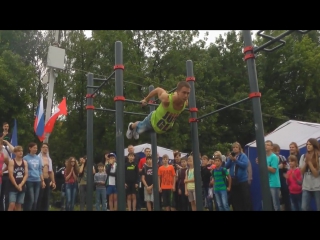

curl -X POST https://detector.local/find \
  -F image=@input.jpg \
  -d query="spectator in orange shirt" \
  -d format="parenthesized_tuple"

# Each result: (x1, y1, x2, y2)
(158, 154, 176, 211)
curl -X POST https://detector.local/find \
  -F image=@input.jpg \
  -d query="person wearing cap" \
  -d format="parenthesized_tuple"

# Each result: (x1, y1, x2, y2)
(106, 153, 117, 211)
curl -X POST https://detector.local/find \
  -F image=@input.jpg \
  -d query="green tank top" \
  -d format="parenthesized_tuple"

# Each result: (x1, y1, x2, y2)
(151, 93, 186, 134)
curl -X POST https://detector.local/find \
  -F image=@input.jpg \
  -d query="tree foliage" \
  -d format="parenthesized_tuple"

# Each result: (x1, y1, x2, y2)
(1, 30, 319, 167)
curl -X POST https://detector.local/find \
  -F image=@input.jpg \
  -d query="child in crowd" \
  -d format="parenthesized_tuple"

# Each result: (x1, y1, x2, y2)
(210, 155, 231, 211)
(177, 157, 189, 211)
(185, 156, 196, 211)
(94, 162, 108, 211)
(125, 153, 139, 211)
(106, 153, 117, 211)
(141, 155, 154, 211)
(158, 154, 176, 211)
(284, 155, 302, 211)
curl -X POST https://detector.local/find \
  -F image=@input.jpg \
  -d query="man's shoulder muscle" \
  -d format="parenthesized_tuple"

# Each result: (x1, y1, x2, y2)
(158, 89, 169, 104)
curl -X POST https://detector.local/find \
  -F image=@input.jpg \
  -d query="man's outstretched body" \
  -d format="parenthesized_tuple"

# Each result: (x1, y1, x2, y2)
(126, 81, 190, 140)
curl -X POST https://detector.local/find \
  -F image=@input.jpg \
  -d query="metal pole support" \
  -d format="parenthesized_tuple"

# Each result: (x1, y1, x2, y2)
(149, 85, 160, 211)
(86, 73, 94, 211)
(114, 41, 126, 211)
(186, 60, 203, 211)
(243, 30, 273, 211)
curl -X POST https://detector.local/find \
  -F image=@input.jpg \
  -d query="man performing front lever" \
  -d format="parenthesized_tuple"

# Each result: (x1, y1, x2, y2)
(126, 81, 190, 140)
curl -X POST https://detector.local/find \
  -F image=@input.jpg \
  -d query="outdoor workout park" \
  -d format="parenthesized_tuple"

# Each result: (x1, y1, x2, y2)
(83, 30, 312, 211)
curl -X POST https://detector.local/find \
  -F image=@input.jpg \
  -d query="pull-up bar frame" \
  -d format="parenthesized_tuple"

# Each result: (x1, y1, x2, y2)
(86, 42, 164, 211)
(242, 30, 311, 211)
(254, 30, 311, 53)
(86, 30, 311, 211)
(90, 71, 115, 98)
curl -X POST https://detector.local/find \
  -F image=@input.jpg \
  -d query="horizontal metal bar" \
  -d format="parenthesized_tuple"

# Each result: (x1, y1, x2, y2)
(254, 30, 295, 53)
(93, 78, 108, 81)
(197, 97, 251, 121)
(296, 30, 312, 34)
(87, 85, 99, 88)
(125, 98, 159, 107)
(94, 108, 148, 116)
(125, 98, 188, 111)
(90, 71, 115, 97)
(169, 87, 178, 93)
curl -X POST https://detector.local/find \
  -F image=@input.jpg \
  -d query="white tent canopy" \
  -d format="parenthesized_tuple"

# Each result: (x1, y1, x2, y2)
(124, 143, 188, 159)
(246, 120, 320, 150)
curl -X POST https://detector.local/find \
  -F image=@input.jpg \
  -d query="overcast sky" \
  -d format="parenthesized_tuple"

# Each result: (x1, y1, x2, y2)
(84, 30, 258, 46)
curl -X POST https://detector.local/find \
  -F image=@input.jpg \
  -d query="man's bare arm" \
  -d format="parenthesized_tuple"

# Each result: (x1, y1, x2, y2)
(144, 88, 169, 103)
(3, 140, 14, 152)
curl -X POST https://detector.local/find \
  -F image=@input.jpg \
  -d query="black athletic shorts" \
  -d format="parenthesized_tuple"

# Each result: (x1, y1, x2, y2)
(162, 189, 172, 207)
(126, 183, 137, 195)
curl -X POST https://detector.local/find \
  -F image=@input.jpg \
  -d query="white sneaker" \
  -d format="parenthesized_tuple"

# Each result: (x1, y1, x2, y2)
(126, 122, 133, 139)
(133, 128, 139, 140)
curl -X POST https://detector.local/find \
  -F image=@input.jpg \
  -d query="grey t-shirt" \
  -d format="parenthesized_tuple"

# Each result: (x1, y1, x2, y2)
(94, 172, 107, 189)
(299, 154, 320, 191)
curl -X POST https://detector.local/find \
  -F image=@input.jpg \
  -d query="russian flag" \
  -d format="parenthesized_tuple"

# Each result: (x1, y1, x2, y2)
(34, 95, 45, 141)
(11, 119, 18, 158)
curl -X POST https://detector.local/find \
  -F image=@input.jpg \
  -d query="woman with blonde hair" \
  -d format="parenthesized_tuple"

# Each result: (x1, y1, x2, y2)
(64, 157, 79, 211)
(289, 142, 301, 164)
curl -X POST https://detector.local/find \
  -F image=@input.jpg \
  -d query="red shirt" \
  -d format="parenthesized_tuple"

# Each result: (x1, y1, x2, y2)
(286, 168, 302, 194)
(138, 157, 146, 169)
(64, 169, 76, 183)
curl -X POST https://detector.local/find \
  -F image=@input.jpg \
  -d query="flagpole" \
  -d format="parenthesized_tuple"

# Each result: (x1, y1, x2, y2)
(44, 30, 61, 144)
(44, 67, 56, 143)
(11, 119, 18, 159)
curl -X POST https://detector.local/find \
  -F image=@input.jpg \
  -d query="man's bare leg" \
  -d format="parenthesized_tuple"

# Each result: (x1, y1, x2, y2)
(130, 121, 140, 129)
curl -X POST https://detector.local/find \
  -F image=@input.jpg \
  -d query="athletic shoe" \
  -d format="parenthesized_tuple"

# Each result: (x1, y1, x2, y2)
(126, 122, 133, 139)
(133, 127, 139, 140)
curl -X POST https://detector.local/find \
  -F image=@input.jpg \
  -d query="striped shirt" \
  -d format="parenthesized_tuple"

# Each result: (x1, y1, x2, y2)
(212, 167, 229, 192)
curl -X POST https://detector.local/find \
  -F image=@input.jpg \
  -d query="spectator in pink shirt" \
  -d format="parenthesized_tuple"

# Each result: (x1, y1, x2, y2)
(284, 155, 302, 211)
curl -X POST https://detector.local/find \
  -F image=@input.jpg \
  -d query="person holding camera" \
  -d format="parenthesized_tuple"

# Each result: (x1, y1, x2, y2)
(225, 142, 252, 211)
(78, 156, 95, 211)
(0, 122, 12, 145)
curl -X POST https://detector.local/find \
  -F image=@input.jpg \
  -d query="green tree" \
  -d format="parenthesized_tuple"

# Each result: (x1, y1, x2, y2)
(0, 50, 38, 147)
